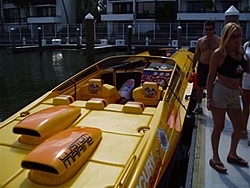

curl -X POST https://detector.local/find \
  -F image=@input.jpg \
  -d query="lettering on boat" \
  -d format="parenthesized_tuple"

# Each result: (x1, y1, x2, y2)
(136, 150, 162, 188)
(58, 133, 94, 169)
(157, 128, 169, 151)
(150, 157, 162, 187)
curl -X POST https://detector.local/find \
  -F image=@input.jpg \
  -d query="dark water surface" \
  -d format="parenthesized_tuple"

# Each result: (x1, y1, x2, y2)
(0, 49, 122, 121)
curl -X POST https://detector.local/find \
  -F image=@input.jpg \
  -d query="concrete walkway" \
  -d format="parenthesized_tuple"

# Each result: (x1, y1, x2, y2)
(189, 96, 250, 188)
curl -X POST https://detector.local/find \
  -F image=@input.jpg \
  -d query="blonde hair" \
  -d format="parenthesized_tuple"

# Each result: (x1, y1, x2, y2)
(218, 22, 243, 57)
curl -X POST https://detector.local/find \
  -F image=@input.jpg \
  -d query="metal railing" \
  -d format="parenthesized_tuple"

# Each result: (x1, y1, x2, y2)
(0, 22, 249, 47)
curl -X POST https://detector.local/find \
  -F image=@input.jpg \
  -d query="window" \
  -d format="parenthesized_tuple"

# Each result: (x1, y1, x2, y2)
(137, 2, 155, 19)
(3, 0, 15, 3)
(113, 3, 133, 14)
(36, 7, 56, 17)
(187, 2, 206, 13)
(4, 8, 28, 23)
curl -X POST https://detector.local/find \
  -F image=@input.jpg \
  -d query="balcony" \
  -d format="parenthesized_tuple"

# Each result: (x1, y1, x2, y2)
(101, 14, 134, 21)
(27, 16, 61, 24)
(177, 12, 250, 21)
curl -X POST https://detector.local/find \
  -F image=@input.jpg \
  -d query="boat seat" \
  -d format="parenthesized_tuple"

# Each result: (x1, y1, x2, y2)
(122, 101, 145, 114)
(85, 98, 107, 110)
(132, 81, 163, 106)
(53, 95, 74, 105)
(77, 79, 121, 104)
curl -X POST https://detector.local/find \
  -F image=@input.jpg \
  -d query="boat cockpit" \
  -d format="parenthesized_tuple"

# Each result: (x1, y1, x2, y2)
(53, 55, 180, 108)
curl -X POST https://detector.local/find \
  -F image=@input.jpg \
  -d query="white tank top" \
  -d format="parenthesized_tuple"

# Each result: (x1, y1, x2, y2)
(243, 41, 250, 72)
(244, 41, 250, 61)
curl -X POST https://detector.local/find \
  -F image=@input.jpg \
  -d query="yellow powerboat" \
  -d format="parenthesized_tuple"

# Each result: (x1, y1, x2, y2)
(0, 48, 194, 188)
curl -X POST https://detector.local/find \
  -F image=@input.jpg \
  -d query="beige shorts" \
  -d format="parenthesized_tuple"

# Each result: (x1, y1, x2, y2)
(212, 82, 241, 109)
(242, 72, 250, 90)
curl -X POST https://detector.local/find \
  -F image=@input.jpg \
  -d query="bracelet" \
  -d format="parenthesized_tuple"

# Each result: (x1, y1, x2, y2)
(207, 99, 212, 102)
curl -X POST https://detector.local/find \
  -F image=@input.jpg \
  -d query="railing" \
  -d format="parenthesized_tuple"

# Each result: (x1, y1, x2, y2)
(0, 22, 248, 47)
(31, 0, 56, 5)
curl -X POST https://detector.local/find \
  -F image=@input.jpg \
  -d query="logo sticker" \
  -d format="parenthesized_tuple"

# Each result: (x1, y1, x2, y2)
(157, 128, 169, 151)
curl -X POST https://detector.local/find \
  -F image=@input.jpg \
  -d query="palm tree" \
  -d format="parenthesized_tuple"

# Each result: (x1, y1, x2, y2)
(76, 0, 105, 23)
(0, 0, 4, 33)
(206, 0, 214, 12)
(61, 0, 69, 24)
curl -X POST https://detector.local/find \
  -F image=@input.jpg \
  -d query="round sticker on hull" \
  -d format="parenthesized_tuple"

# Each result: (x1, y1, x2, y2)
(157, 128, 169, 151)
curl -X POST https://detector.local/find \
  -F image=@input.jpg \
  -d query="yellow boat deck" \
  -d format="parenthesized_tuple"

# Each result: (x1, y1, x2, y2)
(0, 97, 158, 187)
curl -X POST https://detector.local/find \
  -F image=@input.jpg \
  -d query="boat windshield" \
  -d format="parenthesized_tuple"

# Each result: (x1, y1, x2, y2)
(98, 55, 175, 70)
(54, 55, 176, 92)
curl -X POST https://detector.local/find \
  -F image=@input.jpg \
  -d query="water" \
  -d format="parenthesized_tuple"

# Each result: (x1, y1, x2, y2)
(0, 49, 123, 121)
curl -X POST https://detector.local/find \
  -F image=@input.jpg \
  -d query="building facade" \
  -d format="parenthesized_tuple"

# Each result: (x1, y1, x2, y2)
(0, 0, 76, 30)
(101, 0, 250, 41)
(0, 0, 249, 44)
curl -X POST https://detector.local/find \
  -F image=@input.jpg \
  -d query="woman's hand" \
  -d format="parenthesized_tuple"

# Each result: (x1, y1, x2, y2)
(206, 99, 213, 111)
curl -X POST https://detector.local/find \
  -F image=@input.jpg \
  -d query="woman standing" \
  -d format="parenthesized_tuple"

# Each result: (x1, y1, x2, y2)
(206, 22, 248, 173)
(242, 40, 250, 146)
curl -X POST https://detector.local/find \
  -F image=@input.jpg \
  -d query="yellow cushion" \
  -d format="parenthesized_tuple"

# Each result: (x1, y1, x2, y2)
(53, 95, 74, 105)
(85, 98, 107, 110)
(133, 82, 163, 106)
(78, 79, 121, 104)
(122, 102, 145, 114)
(88, 79, 104, 95)
(142, 82, 159, 99)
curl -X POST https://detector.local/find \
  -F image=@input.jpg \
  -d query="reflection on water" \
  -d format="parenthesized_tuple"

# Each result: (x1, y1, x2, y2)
(52, 51, 67, 78)
(52, 51, 63, 63)
(0, 49, 123, 121)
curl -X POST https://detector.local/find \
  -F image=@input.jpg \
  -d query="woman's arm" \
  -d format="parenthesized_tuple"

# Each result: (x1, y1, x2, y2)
(206, 49, 222, 110)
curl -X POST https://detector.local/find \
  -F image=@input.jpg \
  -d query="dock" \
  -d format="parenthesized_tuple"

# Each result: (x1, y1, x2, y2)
(187, 94, 250, 188)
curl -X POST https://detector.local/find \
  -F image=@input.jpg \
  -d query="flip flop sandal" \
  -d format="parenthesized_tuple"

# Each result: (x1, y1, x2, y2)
(227, 156, 248, 166)
(209, 159, 227, 173)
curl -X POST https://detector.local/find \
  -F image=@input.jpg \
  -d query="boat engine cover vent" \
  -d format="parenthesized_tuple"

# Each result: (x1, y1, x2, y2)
(13, 105, 81, 145)
(21, 127, 102, 186)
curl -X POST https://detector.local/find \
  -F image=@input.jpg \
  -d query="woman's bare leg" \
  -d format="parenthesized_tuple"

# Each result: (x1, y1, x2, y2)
(211, 107, 226, 163)
(227, 108, 243, 158)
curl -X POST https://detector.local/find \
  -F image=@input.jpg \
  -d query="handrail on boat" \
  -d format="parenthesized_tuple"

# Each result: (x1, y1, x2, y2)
(115, 154, 137, 188)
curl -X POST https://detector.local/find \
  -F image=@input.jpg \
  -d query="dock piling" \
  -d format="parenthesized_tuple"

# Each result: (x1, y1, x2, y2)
(38, 27, 42, 54)
(85, 13, 95, 66)
(225, 5, 239, 24)
(76, 28, 80, 48)
(177, 26, 182, 49)
(127, 25, 132, 54)
(10, 28, 15, 50)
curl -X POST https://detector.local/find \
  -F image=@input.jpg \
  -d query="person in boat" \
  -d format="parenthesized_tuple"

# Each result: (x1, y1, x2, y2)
(241, 40, 250, 146)
(192, 20, 220, 114)
(206, 22, 248, 173)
